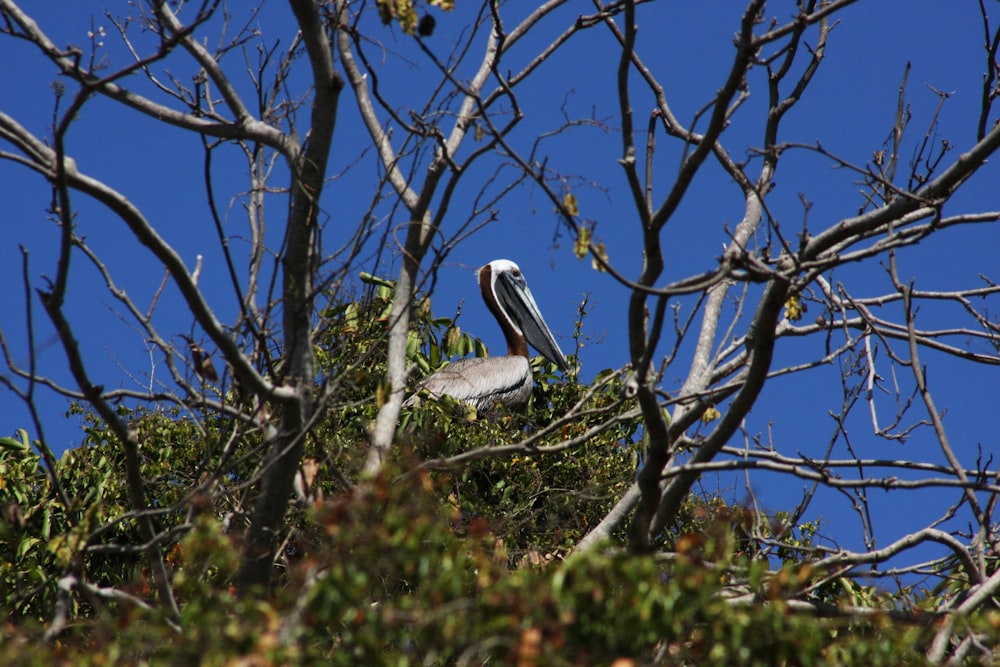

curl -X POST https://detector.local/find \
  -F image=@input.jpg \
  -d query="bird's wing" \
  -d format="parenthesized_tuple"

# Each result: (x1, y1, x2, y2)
(407, 356, 532, 410)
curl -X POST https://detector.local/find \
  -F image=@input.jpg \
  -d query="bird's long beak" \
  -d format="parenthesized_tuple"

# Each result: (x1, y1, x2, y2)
(495, 271, 569, 371)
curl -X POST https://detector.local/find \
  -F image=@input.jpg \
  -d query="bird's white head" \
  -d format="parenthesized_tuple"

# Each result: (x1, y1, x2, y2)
(477, 258, 568, 371)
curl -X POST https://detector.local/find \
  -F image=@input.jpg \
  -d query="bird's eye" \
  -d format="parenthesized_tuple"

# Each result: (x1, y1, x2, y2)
(512, 269, 521, 277)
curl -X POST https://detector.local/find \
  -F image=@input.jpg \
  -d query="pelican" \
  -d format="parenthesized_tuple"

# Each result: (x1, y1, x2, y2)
(406, 259, 568, 412)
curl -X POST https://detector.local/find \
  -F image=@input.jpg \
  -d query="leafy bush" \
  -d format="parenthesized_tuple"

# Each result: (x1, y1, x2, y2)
(1, 291, 990, 664)
(1, 460, 943, 665)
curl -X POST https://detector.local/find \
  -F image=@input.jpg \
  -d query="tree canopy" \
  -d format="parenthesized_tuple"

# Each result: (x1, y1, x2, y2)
(3, 0, 1000, 663)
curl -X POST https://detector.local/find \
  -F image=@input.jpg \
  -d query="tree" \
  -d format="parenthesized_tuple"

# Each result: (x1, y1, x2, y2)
(2, 0, 1000, 663)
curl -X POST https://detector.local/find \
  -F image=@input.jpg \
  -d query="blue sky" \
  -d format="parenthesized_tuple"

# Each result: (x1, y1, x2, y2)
(3, 1, 1000, 566)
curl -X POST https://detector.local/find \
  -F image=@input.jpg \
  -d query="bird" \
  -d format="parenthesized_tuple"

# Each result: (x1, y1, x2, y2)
(181, 335, 219, 384)
(405, 259, 569, 412)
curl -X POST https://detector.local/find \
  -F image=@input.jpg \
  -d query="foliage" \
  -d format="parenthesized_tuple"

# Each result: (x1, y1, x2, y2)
(0, 456, 957, 666)
(0, 408, 210, 623)
(0, 290, 988, 664)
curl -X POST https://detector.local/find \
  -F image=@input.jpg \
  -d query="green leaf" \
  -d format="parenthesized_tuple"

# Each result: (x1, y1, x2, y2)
(0, 429, 31, 452)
